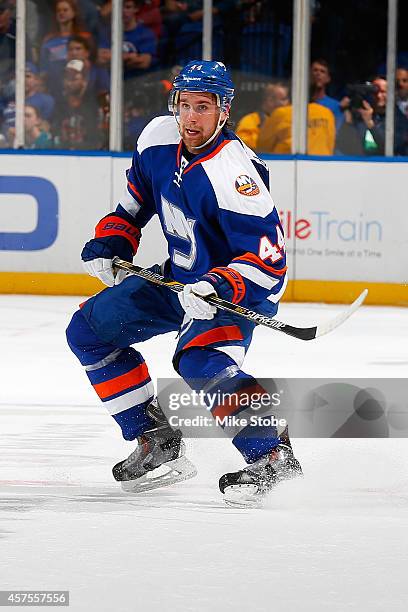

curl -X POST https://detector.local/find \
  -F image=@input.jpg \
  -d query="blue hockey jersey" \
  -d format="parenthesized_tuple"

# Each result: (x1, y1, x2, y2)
(116, 115, 287, 315)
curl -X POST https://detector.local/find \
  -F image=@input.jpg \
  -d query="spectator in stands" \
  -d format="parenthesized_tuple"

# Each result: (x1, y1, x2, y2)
(0, 1, 14, 74)
(97, 0, 157, 81)
(236, 82, 289, 150)
(67, 35, 109, 95)
(96, 1, 112, 68)
(136, 0, 162, 40)
(25, 62, 55, 121)
(124, 89, 151, 150)
(121, 0, 156, 78)
(23, 104, 53, 148)
(0, 91, 14, 142)
(0, 0, 32, 106)
(40, 0, 92, 88)
(77, 0, 99, 39)
(97, 89, 109, 150)
(160, 64, 181, 94)
(238, 2, 292, 78)
(1, 102, 52, 148)
(0, 1, 16, 106)
(162, 1, 234, 66)
(310, 59, 347, 130)
(336, 76, 408, 156)
(396, 67, 408, 119)
(24, 1, 42, 63)
(0, 61, 55, 141)
(257, 101, 335, 156)
(95, 0, 111, 45)
(53, 58, 100, 149)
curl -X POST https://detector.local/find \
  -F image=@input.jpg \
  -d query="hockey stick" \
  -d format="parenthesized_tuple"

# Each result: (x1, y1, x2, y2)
(112, 258, 368, 341)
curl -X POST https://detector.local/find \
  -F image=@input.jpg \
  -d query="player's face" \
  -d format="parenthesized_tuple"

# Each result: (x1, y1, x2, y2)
(178, 91, 227, 153)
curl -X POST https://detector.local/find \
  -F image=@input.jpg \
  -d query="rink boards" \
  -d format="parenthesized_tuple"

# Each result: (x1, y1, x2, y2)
(0, 151, 406, 305)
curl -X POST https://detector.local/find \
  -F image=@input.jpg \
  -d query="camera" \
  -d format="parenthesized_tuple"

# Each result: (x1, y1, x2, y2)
(346, 82, 378, 109)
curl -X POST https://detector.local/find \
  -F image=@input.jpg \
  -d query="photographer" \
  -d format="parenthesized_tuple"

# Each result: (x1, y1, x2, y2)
(336, 77, 408, 156)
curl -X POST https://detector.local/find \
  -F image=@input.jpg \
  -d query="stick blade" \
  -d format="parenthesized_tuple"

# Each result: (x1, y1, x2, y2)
(315, 289, 368, 338)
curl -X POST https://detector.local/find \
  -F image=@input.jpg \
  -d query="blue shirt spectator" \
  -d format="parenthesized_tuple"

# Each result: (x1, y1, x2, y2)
(310, 59, 346, 130)
(40, 33, 72, 72)
(50, 35, 109, 99)
(25, 62, 55, 121)
(122, 21, 157, 79)
(98, 0, 157, 80)
(1, 62, 55, 138)
(67, 36, 110, 94)
(316, 94, 343, 128)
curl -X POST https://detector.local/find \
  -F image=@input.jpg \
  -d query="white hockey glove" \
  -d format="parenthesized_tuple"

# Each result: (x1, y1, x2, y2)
(178, 281, 217, 320)
(82, 256, 127, 287)
(81, 212, 141, 287)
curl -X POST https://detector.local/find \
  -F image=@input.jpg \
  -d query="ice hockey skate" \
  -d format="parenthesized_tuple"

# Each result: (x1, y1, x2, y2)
(219, 435, 303, 508)
(112, 400, 197, 493)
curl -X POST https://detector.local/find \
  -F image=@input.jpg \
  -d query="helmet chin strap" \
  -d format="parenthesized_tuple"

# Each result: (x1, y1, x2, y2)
(189, 114, 228, 150)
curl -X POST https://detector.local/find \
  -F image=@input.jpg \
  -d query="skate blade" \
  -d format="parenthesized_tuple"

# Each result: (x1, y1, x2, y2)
(223, 484, 265, 509)
(223, 470, 303, 508)
(120, 456, 197, 493)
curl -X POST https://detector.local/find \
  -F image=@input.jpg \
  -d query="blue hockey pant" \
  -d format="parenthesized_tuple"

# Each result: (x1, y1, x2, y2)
(66, 266, 281, 463)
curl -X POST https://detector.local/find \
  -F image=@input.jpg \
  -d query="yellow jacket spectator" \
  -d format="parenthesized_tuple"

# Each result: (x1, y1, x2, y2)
(258, 102, 335, 155)
(236, 83, 289, 150)
(236, 111, 262, 150)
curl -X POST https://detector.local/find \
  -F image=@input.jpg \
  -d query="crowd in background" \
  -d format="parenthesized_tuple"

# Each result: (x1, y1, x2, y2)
(237, 61, 408, 156)
(0, 0, 407, 154)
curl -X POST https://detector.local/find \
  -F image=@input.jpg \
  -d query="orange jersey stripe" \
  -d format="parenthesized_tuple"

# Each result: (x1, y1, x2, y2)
(212, 383, 266, 419)
(233, 252, 288, 276)
(127, 181, 143, 202)
(176, 140, 182, 167)
(183, 325, 243, 350)
(93, 363, 150, 399)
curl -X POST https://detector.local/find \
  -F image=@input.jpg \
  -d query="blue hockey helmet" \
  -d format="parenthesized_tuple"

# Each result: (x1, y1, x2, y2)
(168, 60, 235, 114)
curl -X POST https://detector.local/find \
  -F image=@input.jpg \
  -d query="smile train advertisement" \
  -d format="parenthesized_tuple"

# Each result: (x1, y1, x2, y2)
(286, 160, 408, 284)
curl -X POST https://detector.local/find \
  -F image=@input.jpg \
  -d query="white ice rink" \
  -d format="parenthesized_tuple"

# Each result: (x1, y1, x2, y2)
(1, 295, 407, 612)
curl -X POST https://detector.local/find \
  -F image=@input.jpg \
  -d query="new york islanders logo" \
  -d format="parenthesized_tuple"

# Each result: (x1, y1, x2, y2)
(235, 174, 260, 196)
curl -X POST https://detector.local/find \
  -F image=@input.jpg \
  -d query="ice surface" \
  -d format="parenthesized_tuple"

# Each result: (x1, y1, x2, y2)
(0, 296, 407, 612)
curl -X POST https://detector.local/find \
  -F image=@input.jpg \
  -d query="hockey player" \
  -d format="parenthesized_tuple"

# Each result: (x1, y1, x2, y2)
(66, 60, 302, 507)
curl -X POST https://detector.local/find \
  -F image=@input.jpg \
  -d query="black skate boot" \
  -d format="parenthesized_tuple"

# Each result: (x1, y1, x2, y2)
(219, 435, 303, 508)
(112, 399, 197, 493)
